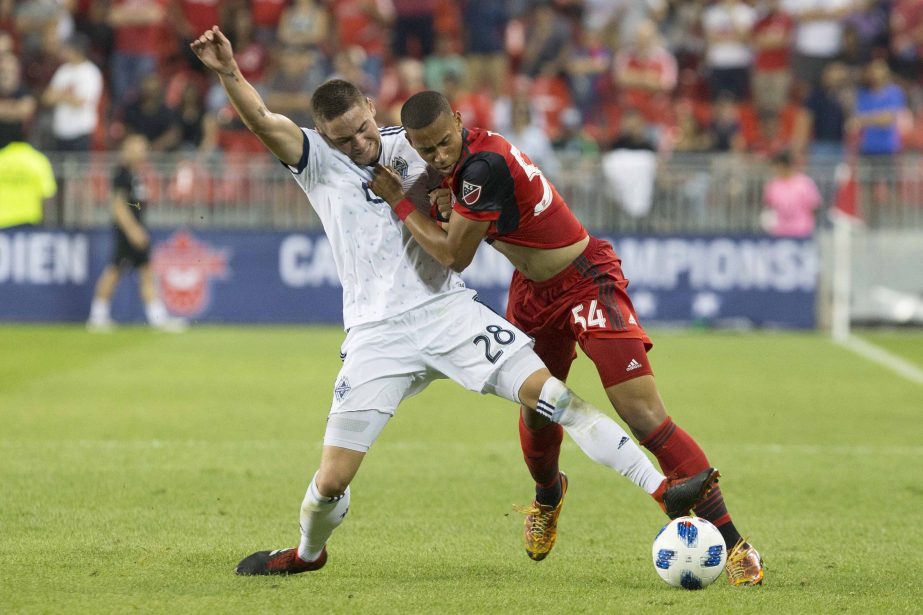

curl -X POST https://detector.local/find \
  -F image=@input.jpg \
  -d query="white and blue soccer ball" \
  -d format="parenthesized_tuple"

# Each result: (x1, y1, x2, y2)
(652, 516, 727, 589)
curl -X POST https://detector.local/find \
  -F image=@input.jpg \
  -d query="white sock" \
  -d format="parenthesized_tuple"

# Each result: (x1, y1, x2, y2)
(89, 298, 110, 322)
(297, 474, 350, 562)
(538, 377, 665, 494)
(145, 300, 168, 325)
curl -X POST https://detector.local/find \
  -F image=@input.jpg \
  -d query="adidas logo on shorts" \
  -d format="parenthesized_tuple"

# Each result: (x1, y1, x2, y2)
(626, 358, 642, 372)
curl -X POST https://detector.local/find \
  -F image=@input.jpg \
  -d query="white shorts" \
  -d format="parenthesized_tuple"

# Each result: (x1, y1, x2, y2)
(323, 289, 545, 452)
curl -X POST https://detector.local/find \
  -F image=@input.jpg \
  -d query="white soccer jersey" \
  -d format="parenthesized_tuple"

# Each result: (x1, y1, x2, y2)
(285, 126, 466, 329)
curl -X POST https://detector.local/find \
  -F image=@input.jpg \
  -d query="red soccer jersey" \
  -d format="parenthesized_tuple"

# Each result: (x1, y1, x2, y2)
(448, 128, 587, 249)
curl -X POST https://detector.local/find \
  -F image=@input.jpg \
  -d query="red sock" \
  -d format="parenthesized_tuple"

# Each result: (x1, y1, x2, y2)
(518, 414, 563, 488)
(641, 417, 731, 527)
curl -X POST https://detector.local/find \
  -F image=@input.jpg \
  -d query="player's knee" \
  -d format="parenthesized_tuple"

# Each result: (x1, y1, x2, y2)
(606, 384, 666, 437)
(314, 472, 350, 498)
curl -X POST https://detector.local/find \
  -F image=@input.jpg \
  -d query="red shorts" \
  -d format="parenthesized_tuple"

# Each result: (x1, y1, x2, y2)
(506, 236, 654, 387)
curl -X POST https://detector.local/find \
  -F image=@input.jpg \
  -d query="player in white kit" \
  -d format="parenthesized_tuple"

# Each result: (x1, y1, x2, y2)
(191, 27, 718, 575)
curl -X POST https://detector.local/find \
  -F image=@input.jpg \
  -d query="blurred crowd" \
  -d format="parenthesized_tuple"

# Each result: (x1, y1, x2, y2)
(1, 0, 921, 165)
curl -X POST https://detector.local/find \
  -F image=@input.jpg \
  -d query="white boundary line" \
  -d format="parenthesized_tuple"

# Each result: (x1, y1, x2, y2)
(835, 334, 923, 386)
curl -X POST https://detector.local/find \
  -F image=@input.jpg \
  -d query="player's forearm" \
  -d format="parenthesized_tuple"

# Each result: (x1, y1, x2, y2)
(401, 209, 471, 271)
(216, 66, 276, 135)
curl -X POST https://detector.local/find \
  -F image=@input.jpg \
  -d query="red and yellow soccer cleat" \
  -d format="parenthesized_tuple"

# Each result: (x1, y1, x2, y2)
(515, 473, 568, 562)
(726, 539, 764, 586)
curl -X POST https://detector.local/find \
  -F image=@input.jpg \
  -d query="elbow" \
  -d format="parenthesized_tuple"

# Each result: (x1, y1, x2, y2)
(446, 253, 474, 273)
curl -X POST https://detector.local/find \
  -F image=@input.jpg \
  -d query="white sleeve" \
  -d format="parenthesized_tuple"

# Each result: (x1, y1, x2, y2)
(284, 128, 332, 193)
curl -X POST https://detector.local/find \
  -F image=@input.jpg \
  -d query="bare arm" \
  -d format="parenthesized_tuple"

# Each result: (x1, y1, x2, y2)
(370, 165, 488, 271)
(189, 26, 303, 165)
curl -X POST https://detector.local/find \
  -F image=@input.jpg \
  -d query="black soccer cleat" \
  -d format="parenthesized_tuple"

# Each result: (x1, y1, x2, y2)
(660, 467, 720, 519)
(235, 546, 327, 576)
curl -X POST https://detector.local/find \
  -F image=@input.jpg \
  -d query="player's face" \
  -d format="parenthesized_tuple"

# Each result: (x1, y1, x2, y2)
(319, 98, 381, 166)
(405, 111, 464, 176)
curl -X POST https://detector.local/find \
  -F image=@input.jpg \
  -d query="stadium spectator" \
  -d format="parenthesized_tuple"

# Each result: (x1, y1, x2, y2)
(613, 19, 677, 128)
(87, 133, 187, 332)
(708, 91, 745, 153)
(226, 7, 268, 84)
(423, 33, 465, 91)
(276, 0, 329, 51)
(72, 0, 114, 70)
(327, 45, 374, 95)
(671, 99, 712, 153)
(803, 62, 851, 161)
(520, 3, 571, 79)
(107, 0, 169, 109)
(602, 108, 658, 217)
(751, 0, 795, 117)
(391, 0, 436, 58)
(761, 149, 822, 237)
(263, 44, 326, 128)
(441, 69, 493, 131)
(13, 0, 72, 54)
(701, 0, 756, 101)
(852, 59, 907, 220)
(565, 27, 612, 124)
(783, 0, 855, 86)
(42, 33, 102, 151)
(461, 0, 509, 97)
(326, 0, 395, 92)
(0, 127, 56, 228)
(505, 94, 559, 180)
(610, 0, 667, 48)
(852, 59, 906, 157)
(122, 73, 182, 152)
(249, 0, 287, 44)
(0, 52, 36, 147)
(553, 107, 600, 157)
(377, 57, 425, 125)
(175, 81, 217, 153)
(890, 0, 923, 84)
(175, 0, 230, 71)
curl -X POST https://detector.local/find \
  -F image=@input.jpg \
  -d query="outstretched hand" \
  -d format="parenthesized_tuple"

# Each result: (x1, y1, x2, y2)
(370, 164, 405, 206)
(189, 26, 237, 75)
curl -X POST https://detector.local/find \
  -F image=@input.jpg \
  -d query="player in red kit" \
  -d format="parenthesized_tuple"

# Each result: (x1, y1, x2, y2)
(369, 91, 763, 586)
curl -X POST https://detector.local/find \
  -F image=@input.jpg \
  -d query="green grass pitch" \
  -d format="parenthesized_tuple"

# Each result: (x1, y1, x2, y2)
(1, 325, 922, 614)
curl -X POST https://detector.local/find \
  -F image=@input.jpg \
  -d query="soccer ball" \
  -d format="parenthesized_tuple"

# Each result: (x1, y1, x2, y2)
(652, 516, 727, 589)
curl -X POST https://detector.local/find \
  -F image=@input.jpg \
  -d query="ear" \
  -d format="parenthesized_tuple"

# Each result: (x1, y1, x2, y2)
(366, 96, 376, 118)
(453, 111, 463, 131)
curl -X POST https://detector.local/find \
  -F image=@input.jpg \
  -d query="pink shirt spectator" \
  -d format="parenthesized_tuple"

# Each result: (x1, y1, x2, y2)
(763, 172, 822, 237)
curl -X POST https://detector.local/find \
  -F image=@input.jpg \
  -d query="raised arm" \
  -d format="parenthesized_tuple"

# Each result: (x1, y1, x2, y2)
(190, 26, 304, 165)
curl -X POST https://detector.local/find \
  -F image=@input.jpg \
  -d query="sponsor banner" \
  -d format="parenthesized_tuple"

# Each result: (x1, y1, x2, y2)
(0, 229, 817, 328)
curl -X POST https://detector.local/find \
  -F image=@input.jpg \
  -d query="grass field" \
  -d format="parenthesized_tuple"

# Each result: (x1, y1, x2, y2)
(1, 325, 922, 614)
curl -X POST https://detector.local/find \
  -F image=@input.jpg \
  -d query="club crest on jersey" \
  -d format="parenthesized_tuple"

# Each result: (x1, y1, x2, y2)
(334, 376, 351, 402)
(461, 180, 482, 205)
(391, 156, 408, 179)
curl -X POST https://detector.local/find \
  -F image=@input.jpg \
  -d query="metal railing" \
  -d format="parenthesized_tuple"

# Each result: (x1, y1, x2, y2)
(46, 151, 923, 232)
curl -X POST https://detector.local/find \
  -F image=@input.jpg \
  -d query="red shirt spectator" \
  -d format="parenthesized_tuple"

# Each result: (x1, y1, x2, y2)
(250, 0, 287, 31)
(111, 0, 168, 56)
(753, 3, 794, 72)
(177, 0, 227, 39)
(328, 0, 395, 59)
(614, 21, 677, 127)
